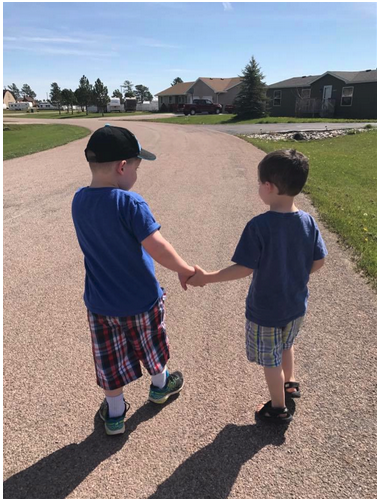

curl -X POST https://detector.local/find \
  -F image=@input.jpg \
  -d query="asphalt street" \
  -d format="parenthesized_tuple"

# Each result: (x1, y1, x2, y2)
(3, 117, 377, 498)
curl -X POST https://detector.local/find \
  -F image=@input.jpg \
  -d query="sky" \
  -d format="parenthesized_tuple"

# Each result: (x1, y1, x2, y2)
(3, 2, 377, 100)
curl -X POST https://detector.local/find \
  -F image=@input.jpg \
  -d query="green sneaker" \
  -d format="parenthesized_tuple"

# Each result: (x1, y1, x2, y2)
(148, 371, 184, 404)
(99, 399, 130, 435)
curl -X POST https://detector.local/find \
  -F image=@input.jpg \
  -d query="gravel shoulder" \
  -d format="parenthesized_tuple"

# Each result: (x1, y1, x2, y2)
(3, 118, 377, 499)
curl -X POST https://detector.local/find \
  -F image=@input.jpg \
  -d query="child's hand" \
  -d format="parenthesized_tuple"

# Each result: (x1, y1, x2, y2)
(187, 265, 208, 287)
(178, 267, 195, 291)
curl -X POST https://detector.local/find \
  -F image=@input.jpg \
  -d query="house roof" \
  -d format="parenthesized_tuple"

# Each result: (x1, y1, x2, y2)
(268, 69, 377, 88)
(155, 81, 195, 96)
(156, 77, 242, 96)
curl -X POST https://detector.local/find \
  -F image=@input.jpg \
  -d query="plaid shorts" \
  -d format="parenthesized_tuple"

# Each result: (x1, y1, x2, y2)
(245, 315, 305, 368)
(87, 296, 169, 391)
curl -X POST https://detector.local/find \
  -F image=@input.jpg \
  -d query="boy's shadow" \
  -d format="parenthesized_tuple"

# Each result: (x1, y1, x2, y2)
(3, 398, 176, 499)
(4, 400, 295, 499)
(148, 400, 296, 499)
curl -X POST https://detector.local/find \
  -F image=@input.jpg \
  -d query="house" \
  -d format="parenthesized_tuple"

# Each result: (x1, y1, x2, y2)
(156, 77, 242, 112)
(267, 69, 377, 119)
(3, 89, 16, 108)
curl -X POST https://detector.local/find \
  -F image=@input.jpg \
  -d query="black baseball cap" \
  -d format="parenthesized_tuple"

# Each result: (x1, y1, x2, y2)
(85, 124, 156, 163)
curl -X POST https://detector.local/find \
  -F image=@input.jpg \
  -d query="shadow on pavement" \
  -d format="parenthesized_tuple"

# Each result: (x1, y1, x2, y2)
(3, 398, 176, 499)
(148, 401, 296, 499)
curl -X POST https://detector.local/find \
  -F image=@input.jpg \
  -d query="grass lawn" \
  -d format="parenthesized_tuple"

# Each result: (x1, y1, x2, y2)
(146, 114, 377, 125)
(3, 110, 150, 119)
(239, 130, 377, 288)
(3, 124, 91, 160)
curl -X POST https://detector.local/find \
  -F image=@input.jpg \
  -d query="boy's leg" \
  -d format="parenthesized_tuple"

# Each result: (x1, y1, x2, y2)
(282, 346, 297, 393)
(263, 366, 285, 408)
(104, 388, 125, 418)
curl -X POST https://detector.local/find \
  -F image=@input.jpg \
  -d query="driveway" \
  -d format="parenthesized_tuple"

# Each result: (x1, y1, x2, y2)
(3, 117, 377, 498)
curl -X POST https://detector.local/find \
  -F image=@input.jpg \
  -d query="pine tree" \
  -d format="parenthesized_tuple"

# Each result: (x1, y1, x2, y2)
(50, 82, 62, 115)
(75, 76, 93, 115)
(93, 78, 110, 116)
(234, 56, 267, 119)
(7, 83, 20, 100)
(171, 77, 183, 86)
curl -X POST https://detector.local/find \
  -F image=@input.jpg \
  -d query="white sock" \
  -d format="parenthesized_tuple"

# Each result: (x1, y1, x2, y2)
(151, 366, 168, 389)
(106, 393, 124, 418)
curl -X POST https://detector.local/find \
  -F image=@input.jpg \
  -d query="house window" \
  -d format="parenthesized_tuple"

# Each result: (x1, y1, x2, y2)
(169, 97, 172, 103)
(273, 90, 282, 106)
(301, 89, 311, 99)
(341, 87, 354, 106)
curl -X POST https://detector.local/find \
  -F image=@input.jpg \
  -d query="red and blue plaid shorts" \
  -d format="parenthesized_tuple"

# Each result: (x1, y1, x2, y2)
(87, 296, 169, 391)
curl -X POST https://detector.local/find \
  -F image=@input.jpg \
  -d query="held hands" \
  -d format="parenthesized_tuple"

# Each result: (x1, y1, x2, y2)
(178, 266, 195, 291)
(187, 265, 208, 287)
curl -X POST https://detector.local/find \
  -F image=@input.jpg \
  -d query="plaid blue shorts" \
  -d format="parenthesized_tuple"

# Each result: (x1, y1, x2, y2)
(87, 296, 169, 391)
(245, 315, 305, 368)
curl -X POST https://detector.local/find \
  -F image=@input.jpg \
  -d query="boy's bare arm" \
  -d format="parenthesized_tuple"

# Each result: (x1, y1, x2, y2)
(310, 258, 325, 274)
(188, 264, 253, 287)
(142, 230, 195, 289)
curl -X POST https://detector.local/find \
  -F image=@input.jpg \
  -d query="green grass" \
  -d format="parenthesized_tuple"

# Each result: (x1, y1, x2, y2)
(145, 114, 377, 125)
(3, 124, 91, 160)
(239, 130, 377, 288)
(3, 110, 150, 119)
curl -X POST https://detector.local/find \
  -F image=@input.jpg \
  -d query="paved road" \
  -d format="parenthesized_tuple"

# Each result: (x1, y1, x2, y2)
(3, 118, 377, 498)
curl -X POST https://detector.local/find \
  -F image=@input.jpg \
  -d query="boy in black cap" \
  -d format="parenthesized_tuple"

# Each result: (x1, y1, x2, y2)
(72, 125, 194, 435)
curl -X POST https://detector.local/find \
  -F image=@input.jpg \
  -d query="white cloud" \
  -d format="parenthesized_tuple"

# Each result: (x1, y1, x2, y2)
(222, 3, 233, 12)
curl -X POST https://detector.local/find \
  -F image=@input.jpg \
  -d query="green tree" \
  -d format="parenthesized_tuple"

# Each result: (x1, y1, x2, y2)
(233, 56, 267, 119)
(134, 85, 153, 103)
(171, 77, 183, 86)
(122, 80, 134, 97)
(7, 83, 20, 100)
(112, 89, 124, 104)
(75, 75, 93, 115)
(93, 78, 110, 116)
(50, 82, 62, 115)
(61, 88, 77, 115)
(20, 84, 36, 99)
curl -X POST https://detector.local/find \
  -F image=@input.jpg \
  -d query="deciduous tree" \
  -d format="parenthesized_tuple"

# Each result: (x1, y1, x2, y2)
(134, 85, 153, 103)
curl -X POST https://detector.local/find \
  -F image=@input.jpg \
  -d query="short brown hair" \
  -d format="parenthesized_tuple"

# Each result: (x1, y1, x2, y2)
(258, 149, 309, 196)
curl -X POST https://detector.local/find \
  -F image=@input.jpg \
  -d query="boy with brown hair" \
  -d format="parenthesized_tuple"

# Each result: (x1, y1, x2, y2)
(72, 125, 194, 435)
(188, 149, 327, 423)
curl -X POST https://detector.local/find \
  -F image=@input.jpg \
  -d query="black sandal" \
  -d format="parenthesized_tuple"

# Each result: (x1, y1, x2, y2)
(256, 401, 293, 424)
(284, 381, 301, 399)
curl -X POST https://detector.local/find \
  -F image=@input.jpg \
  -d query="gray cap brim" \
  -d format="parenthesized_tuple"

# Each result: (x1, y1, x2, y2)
(138, 148, 156, 161)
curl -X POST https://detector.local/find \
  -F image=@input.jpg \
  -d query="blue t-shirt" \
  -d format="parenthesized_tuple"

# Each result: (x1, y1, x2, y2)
(232, 210, 328, 327)
(72, 187, 163, 316)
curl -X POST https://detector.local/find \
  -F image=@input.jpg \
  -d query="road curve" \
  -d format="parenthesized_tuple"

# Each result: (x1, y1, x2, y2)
(3, 118, 377, 499)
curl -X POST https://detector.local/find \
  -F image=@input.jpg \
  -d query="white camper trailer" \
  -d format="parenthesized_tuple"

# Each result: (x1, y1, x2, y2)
(107, 98, 122, 113)
(8, 102, 33, 111)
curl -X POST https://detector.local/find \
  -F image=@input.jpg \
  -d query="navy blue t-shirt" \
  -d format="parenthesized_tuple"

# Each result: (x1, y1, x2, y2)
(72, 187, 163, 316)
(232, 210, 327, 327)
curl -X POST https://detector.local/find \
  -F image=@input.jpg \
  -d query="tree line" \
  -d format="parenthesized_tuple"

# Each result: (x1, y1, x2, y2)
(6, 56, 269, 119)
(6, 77, 154, 116)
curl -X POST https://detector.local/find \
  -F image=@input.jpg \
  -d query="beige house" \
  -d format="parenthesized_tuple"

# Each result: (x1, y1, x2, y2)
(156, 77, 242, 111)
(3, 90, 16, 108)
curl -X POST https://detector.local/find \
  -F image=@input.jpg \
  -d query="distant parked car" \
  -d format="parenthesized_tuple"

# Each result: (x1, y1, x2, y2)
(183, 99, 222, 116)
(224, 104, 235, 114)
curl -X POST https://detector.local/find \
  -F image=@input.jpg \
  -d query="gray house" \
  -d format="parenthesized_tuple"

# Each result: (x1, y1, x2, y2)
(156, 77, 242, 112)
(267, 69, 377, 119)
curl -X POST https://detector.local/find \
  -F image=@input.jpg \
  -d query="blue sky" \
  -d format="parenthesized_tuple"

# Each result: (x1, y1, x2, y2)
(3, 2, 377, 100)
